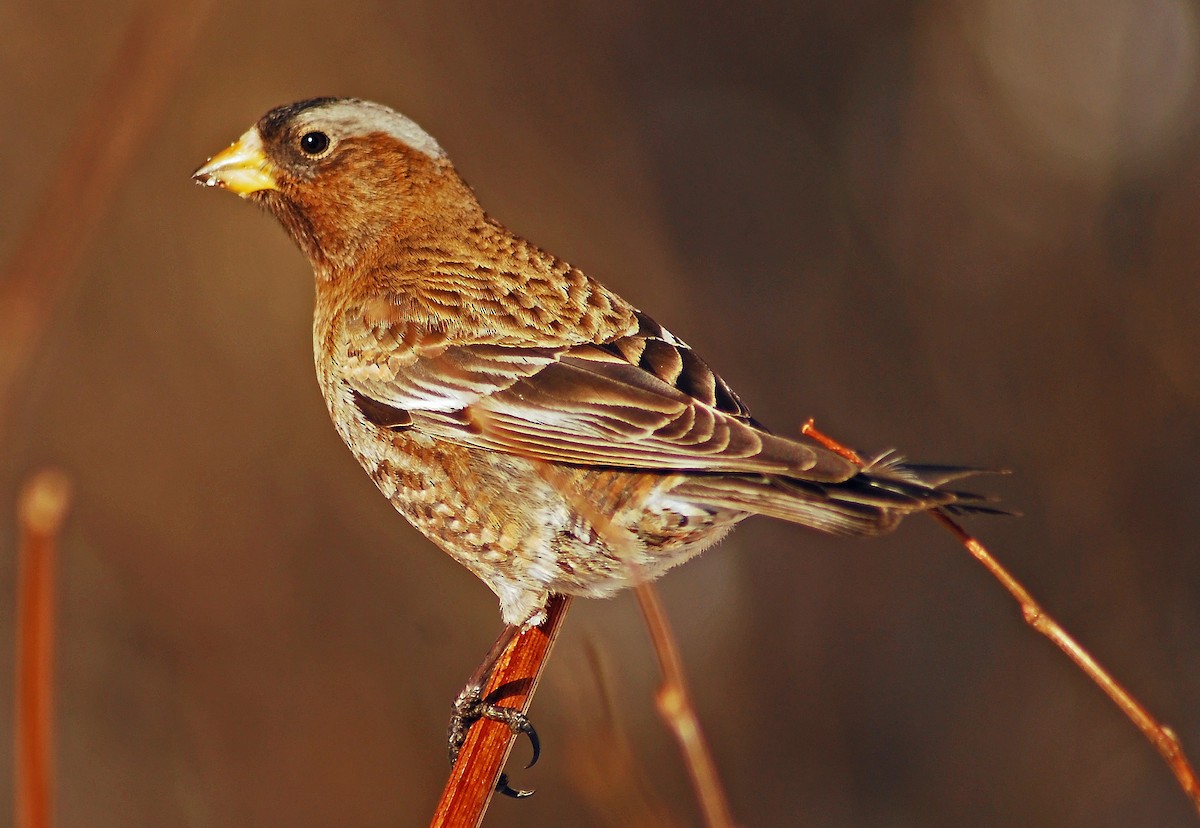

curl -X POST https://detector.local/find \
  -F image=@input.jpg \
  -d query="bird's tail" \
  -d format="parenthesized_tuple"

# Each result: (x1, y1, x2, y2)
(675, 453, 1007, 536)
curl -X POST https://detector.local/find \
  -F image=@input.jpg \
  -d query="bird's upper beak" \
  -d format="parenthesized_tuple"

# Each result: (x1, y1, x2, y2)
(192, 128, 278, 196)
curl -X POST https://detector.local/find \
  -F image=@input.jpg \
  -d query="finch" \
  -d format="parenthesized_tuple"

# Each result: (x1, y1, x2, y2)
(194, 97, 991, 629)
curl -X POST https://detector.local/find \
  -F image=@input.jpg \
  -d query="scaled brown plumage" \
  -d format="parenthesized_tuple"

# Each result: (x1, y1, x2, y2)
(194, 97, 993, 627)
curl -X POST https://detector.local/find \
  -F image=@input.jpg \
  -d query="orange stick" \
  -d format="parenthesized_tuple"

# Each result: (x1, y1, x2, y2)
(14, 471, 71, 828)
(431, 594, 571, 827)
(636, 583, 739, 828)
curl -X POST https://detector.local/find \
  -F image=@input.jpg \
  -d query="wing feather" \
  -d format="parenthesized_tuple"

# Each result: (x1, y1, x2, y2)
(338, 306, 858, 482)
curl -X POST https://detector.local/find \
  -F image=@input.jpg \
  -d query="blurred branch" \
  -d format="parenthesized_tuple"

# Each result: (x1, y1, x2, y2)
(14, 470, 71, 828)
(563, 640, 684, 827)
(0, 0, 213, 437)
(636, 584, 739, 828)
(801, 419, 1200, 818)
(431, 594, 571, 827)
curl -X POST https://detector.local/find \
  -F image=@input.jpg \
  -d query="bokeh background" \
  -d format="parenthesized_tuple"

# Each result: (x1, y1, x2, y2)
(4, 1, 1200, 825)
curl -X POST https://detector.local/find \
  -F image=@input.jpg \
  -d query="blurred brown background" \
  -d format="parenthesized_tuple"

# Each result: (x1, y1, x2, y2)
(4, 1, 1200, 825)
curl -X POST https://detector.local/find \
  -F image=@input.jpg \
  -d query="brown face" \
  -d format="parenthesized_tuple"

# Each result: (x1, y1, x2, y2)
(194, 98, 479, 274)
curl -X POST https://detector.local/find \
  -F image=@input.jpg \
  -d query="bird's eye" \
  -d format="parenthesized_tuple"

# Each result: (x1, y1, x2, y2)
(299, 131, 331, 156)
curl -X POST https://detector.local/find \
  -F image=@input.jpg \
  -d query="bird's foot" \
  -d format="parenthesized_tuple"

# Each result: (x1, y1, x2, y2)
(447, 682, 541, 798)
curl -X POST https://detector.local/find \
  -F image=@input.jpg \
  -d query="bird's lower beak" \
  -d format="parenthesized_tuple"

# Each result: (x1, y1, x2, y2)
(193, 128, 277, 196)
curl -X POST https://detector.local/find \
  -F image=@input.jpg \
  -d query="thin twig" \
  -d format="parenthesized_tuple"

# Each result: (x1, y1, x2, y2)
(931, 512, 1200, 814)
(636, 584, 739, 828)
(14, 470, 71, 828)
(431, 594, 572, 827)
(801, 419, 1200, 817)
(0, 0, 213, 437)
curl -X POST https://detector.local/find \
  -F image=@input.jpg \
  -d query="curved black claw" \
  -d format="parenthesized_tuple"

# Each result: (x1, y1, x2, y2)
(496, 772, 535, 799)
(514, 718, 540, 769)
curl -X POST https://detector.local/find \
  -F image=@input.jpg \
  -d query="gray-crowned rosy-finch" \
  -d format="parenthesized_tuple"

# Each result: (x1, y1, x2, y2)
(194, 97, 997, 780)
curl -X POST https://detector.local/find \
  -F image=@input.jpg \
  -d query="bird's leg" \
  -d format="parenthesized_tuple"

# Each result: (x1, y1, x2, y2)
(447, 623, 541, 798)
(447, 623, 519, 764)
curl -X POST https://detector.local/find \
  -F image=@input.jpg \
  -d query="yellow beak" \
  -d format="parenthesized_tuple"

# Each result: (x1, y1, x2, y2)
(192, 128, 277, 196)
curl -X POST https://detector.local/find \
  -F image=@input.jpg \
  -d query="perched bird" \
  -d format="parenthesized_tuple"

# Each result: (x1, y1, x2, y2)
(194, 97, 994, 777)
(194, 96, 990, 625)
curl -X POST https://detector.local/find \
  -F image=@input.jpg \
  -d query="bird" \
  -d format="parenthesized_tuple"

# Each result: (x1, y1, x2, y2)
(193, 97, 997, 784)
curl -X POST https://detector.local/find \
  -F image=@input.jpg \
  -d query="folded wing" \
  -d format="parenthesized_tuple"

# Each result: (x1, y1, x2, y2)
(339, 306, 860, 482)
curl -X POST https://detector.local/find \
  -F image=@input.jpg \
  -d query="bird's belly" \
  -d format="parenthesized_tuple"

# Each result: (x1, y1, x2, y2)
(345, 419, 742, 600)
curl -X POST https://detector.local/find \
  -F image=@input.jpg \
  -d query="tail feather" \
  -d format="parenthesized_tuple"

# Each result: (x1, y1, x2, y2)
(863, 451, 1007, 486)
(677, 476, 900, 535)
(674, 460, 1007, 537)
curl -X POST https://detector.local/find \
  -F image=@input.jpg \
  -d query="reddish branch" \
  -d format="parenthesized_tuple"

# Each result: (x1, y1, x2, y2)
(801, 418, 1200, 817)
(431, 594, 572, 827)
(14, 471, 71, 828)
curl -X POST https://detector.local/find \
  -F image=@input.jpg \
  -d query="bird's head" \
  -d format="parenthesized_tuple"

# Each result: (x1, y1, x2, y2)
(194, 97, 480, 275)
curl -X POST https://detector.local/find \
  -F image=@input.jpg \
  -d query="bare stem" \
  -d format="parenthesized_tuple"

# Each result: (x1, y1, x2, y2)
(635, 584, 739, 828)
(930, 511, 1200, 815)
(14, 470, 71, 828)
(801, 419, 1200, 817)
(431, 594, 572, 827)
